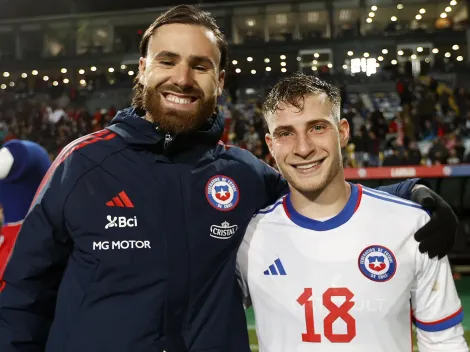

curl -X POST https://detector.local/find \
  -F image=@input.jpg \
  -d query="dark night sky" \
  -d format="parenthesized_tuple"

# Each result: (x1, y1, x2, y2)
(0, 0, 228, 19)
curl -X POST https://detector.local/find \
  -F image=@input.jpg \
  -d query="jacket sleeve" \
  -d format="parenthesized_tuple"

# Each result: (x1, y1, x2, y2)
(0, 154, 77, 351)
(260, 162, 288, 207)
(375, 178, 423, 200)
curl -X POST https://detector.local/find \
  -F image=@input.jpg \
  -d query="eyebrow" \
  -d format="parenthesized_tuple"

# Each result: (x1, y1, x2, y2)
(153, 51, 215, 68)
(272, 118, 332, 135)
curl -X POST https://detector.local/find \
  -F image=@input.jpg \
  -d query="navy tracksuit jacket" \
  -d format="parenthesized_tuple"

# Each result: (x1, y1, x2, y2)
(0, 107, 421, 352)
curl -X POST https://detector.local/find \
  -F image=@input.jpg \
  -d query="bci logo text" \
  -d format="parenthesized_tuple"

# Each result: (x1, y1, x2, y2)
(105, 215, 138, 229)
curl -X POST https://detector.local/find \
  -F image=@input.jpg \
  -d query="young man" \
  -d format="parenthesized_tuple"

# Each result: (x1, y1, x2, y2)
(0, 5, 458, 352)
(237, 73, 467, 351)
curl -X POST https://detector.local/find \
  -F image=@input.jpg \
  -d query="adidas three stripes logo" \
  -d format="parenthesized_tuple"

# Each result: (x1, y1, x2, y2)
(264, 258, 287, 276)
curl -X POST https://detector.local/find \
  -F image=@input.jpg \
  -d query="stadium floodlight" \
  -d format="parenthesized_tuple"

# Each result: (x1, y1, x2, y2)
(382, 49, 388, 54)
(457, 56, 463, 61)
(453, 45, 459, 50)
(432, 48, 439, 53)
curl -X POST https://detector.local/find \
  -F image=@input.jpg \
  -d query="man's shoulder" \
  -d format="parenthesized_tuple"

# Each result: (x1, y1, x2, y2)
(50, 129, 124, 185)
(359, 185, 430, 224)
(67, 129, 124, 164)
(219, 143, 264, 165)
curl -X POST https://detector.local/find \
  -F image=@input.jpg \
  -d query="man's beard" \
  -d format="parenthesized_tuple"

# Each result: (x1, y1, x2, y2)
(142, 85, 217, 134)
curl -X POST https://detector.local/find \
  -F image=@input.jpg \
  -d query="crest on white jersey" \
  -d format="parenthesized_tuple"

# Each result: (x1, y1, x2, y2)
(358, 245, 397, 282)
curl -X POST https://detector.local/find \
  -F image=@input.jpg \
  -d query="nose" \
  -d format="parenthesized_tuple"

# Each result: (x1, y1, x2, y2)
(293, 133, 316, 159)
(170, 63, 193, 90)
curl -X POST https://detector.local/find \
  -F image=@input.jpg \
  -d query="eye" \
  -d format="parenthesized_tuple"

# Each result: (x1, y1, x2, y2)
(159, 60, 174, 66)
(312, 124, 327, 133)
(194, 65, 208, 71)
(277, 131, 291, 138)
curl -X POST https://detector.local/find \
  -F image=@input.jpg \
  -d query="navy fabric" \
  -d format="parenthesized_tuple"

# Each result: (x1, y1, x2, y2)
(0, 107, 421, 352)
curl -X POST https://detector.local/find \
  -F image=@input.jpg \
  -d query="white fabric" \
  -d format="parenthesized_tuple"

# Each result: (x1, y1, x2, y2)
(237, 185, 468, 352)
(0, 147, 14, 180)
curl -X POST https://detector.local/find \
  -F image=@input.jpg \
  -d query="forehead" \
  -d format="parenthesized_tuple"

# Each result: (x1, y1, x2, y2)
(270, 93, 333, 126)
(148, 23, 220, 61)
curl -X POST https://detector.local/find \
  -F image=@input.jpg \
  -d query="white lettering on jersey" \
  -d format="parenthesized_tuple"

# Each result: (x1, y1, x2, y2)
(92, 240, 151, 250)
(105, 215, 138, 229)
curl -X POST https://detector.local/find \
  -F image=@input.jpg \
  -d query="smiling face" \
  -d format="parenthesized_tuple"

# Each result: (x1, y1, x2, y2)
(138, 23, 225, 133)
(265, 93, 349, 195)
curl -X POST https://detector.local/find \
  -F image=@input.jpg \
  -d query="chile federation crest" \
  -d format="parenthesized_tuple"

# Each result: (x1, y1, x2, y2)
(358, 245, 397, 282)
(206, 175, 240, 211)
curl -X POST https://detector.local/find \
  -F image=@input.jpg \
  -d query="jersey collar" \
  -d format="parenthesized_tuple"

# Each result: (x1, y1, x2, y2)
(282, 183, 362, 231)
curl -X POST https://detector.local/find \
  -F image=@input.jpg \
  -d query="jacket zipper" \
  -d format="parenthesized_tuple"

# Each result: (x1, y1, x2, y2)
(164, 133, 173, 150)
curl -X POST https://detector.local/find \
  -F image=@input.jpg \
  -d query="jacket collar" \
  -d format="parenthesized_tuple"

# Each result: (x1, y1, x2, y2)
(106, 106, 225, 154)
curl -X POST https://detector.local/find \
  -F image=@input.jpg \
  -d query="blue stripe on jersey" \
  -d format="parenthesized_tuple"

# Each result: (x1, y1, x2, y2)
(268, 264, 278, 275)
(413, 309, 464, 332)
(274, 259, 286, 275)
(283, 183, 360, 231)
(362, 189, 424, 210)
(256, 199, 284, 215)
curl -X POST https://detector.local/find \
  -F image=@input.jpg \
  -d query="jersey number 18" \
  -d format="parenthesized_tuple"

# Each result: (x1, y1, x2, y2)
(297, 287, 356, 343)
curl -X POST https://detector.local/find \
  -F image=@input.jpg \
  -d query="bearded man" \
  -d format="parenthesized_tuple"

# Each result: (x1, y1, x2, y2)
(0, 5, 457, 352)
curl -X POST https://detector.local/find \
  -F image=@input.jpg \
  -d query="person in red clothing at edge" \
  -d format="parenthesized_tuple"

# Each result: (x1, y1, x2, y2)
(0, 140, 51, 286)
(0, 5, 458, 352)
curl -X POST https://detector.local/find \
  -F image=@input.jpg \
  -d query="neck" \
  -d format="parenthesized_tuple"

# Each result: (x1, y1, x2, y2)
(289, 171, 351, 220)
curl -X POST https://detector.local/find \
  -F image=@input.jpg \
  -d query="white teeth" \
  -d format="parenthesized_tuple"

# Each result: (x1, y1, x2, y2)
(165, 94, 192, 105)
(296, 161, 321, 169)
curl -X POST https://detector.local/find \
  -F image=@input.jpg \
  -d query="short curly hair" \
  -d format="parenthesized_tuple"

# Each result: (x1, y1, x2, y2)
(132, 5, 228, 109)
(262, 72, 341, 125)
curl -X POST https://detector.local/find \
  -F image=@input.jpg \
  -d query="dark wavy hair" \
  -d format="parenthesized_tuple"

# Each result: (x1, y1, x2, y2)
(262, 72, 342, 125)
(132, 5, 228, 109)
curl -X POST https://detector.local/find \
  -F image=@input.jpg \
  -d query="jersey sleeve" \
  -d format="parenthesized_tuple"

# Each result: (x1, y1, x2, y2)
(0, 151, 87, 352)
(259, 161, 288, 207)
(411, 213, 467, 350)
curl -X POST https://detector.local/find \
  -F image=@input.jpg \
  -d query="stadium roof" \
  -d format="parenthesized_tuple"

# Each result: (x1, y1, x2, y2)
(0, 0, 227, 19)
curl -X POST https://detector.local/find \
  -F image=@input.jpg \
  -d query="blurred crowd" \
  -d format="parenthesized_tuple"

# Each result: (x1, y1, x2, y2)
(1, 75, 470, 168)
(222, 76, 470, 169)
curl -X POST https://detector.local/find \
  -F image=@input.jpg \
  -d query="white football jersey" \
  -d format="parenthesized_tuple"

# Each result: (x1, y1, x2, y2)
(237, 184, 467, 352)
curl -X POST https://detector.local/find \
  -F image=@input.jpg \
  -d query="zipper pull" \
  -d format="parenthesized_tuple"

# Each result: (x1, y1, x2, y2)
(164, 132, 173, 150)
